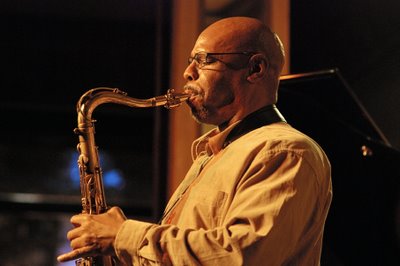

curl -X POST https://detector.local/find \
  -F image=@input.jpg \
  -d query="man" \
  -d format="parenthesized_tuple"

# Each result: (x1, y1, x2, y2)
(58, 17, 332, 265)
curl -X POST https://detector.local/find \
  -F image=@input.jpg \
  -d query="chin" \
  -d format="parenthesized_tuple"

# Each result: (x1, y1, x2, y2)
(191, 111, 209, 124)
(190, 110, 213, 125)
(190, 104, 230, 126)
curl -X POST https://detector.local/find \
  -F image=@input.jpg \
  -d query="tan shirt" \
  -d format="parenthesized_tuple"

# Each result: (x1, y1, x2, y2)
(115, 122, 332, 266)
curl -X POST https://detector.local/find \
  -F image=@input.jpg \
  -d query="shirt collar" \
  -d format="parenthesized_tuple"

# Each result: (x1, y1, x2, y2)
(191, 105, 286, 160)
(191, 121, 240, 159)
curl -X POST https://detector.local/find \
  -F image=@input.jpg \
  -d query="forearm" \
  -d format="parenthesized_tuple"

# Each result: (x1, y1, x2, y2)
(115, 220, 248, 266)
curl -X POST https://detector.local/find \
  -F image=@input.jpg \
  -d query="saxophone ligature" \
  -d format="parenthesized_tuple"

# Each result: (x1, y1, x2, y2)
(72, 88, 189, 266)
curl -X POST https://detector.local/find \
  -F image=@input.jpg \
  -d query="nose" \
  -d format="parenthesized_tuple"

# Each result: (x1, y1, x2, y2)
(183, 61, 199, 81)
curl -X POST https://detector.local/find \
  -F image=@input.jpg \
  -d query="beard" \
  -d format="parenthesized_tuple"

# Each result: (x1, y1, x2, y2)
(189, 104, 210, 124)
(188, 91, 234, 125)
(185, 74, 239, 125)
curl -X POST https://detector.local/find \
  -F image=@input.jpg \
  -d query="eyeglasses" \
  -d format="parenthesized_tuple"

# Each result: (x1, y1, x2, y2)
(188, 52, 256, 68)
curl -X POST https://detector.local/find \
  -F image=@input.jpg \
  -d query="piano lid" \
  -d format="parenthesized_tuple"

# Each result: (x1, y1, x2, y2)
(278, 68, 391, 147)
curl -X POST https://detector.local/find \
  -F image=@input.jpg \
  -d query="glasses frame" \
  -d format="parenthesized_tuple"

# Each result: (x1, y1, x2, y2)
(188, 51, 257, 68)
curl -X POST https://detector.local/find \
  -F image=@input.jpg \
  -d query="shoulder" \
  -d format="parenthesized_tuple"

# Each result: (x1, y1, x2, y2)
(231, 122, 330, 167)
(238, 123, 318, 148)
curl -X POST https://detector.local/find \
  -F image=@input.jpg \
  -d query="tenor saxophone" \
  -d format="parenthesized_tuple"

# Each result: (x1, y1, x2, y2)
(73, 87, 189, 266)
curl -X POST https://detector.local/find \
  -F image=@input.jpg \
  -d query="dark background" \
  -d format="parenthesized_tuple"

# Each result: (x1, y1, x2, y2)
(0, 0, 399, 265)
(0, 1, 169, 264)
(291, 0, 400, 150)
(0, 0, 168, 207)
(290, 1, 400, 264)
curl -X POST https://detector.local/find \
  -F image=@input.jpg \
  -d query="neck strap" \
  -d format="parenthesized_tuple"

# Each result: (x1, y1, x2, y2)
(223, 104, 286, 148)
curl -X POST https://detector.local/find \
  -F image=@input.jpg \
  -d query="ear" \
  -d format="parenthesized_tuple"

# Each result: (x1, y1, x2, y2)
(247, 55, 268, 83)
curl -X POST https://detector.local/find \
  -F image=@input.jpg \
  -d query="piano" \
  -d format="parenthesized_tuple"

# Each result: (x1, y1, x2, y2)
(278, 69, 400, 265)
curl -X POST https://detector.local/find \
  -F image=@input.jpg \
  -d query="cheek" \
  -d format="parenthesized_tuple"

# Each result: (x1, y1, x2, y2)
(202, 75, 233, 104)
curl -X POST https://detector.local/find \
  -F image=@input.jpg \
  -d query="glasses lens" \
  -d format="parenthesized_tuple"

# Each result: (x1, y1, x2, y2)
(188, 53, 209, 67)
(195, 53, 208, 67)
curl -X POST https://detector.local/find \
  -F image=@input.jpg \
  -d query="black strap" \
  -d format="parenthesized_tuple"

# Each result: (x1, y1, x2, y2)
(223, 104, 286, 148)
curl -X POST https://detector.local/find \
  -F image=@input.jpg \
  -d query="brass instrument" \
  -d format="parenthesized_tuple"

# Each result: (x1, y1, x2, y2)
(73, 88, 189, 266)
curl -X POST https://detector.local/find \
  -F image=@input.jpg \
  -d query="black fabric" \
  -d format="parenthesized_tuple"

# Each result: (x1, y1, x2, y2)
(223, 105, 286, 148)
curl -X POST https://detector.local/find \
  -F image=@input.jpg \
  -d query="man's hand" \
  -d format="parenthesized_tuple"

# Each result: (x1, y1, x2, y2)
(57, 206, 127, 262)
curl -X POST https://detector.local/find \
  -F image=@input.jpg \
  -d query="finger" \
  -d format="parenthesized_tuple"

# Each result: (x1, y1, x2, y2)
(70, 213, 90, 226)
(57, 245, 95, 262)
(108, 206, 127, 221)
(66, 226, 85, 241)
(70, 233, 96, 250)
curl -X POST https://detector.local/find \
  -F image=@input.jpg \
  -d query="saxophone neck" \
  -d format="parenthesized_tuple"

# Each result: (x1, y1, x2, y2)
(76, 88, 189, 125)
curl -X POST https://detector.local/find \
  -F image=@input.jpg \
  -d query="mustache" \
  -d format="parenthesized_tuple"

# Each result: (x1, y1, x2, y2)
(183, 84, 201, 96)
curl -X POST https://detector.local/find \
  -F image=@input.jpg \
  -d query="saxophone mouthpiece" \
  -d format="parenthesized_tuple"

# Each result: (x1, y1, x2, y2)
(182, 85, 200, 99)
(164, 89, 190, 109)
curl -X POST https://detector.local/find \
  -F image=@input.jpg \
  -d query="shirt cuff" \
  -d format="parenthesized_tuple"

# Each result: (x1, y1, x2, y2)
(114, 219, 155, 265)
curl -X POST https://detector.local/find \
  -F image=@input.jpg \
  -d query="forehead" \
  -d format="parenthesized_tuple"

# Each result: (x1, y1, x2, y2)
(192, 29, 242, 54)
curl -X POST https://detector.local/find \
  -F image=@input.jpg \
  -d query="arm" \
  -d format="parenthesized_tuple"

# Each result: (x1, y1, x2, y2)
(114, 150, 330, 265)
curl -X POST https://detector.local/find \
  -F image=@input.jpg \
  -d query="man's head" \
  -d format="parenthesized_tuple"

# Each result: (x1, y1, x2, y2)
(184, 17, 285, 128)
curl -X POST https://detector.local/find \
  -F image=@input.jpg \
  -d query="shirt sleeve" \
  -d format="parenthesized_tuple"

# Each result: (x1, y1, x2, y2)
(114, 149, 330, 265)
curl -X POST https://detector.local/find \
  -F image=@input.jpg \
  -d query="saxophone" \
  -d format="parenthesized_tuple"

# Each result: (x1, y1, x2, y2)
(73, 87, 189, 266)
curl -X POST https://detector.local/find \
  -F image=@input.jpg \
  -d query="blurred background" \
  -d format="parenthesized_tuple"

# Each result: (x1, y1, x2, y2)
(0, 0, 398, 265)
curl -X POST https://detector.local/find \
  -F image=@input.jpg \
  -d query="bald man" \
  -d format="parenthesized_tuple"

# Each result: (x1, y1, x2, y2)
(58, 17, 332, 265)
